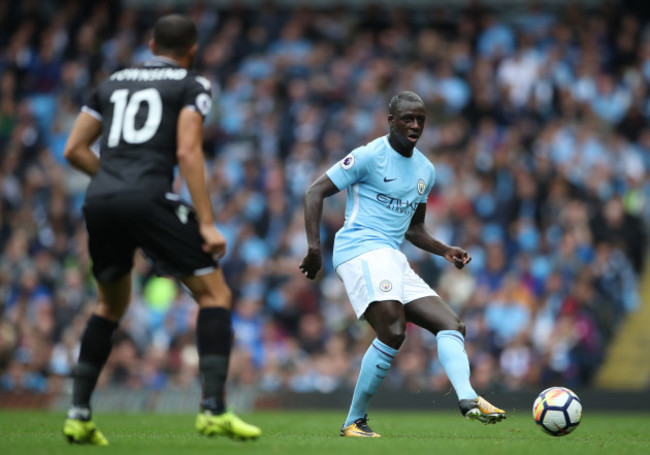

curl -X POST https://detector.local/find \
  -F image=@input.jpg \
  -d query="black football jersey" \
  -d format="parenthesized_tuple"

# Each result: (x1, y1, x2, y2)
(83, 56, 212, 198)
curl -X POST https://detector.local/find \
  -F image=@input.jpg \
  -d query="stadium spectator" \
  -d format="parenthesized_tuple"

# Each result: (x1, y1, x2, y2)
(0, 0, 647, 411)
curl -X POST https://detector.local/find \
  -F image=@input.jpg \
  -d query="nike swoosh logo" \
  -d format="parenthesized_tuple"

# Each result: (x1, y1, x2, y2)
(383, 177, 396, 182)
(376, 364, 390, 370)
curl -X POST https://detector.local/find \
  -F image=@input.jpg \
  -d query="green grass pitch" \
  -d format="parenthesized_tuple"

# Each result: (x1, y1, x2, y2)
(1, 410, 648, 455)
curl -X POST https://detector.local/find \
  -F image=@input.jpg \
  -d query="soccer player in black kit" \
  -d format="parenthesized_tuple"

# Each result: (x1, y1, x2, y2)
(61, 14, 261, 444)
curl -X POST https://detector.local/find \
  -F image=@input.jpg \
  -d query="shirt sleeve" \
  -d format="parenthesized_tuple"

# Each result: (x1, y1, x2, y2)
(81, 88, 102, 120)
(183, 74, 213, 118)
(326, 147, 374, 190)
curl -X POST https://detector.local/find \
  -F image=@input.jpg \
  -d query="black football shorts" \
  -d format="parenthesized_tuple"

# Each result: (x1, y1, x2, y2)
(83, 192, 218, 282)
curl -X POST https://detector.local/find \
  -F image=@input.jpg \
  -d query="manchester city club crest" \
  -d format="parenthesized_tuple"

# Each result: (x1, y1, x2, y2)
(379, 280, 392, 292)
(417, 179, 426, 195)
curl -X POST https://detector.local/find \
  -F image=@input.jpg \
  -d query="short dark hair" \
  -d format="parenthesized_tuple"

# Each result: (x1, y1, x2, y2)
(389, 91, 424, 116)
(153, 14, 197, 56)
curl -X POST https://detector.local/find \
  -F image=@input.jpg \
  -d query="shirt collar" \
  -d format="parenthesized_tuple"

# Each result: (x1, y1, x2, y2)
(144, 56, 181, 67)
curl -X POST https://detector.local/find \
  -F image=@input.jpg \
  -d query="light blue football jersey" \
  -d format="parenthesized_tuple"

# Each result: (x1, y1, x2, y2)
(326, 135, 436, 268)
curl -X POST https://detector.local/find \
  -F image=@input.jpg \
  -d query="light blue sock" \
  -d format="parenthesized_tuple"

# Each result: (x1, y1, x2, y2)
(436, 330, 478, 401)
(344, 338, 398, 427)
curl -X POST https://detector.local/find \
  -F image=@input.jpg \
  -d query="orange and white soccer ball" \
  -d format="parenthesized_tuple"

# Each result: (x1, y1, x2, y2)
(532, 387, 582, 436)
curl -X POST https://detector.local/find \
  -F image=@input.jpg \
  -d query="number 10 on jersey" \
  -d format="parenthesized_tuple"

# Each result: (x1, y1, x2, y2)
(108, 88, 163, 147)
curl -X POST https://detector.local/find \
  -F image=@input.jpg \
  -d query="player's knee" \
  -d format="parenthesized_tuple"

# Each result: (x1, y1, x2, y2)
(219, 286, 233, 308)
(388, 331, 406, 349)
(456, 320, 466, 337)
(95, 302, 125, 322)
(197, 285, 232, 309)
(381, 326, 406, 349)
(441, 316, 465, 336)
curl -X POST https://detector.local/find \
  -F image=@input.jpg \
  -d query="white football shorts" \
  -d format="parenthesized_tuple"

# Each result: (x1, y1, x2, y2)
(335, 247, 438, 319)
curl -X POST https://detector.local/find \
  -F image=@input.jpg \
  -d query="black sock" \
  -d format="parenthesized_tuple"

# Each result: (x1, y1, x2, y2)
(197, 307, 232, 414)
(70, 315, 118, 416)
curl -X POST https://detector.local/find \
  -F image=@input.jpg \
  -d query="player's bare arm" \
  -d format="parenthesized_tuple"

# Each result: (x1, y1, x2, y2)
(176, 107, 226, 258)
(299, 173, 340, 279)
(63, 111, 102, 177)
(405, 203, 471, 269)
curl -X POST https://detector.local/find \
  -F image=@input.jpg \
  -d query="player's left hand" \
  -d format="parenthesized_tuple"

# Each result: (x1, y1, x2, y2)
(444, 246, 471, 269)
(199, 223, 227, 259)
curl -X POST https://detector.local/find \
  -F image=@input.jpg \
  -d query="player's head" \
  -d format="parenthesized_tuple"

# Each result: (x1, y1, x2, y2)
(388, 91, 426, 152)
(388, 91, 423, 117)
(150, 14, 198, 67)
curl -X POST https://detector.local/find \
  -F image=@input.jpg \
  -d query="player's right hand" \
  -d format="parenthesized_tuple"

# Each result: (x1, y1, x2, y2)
(299, 248, 322, 280)
(199, 223, 227, 259)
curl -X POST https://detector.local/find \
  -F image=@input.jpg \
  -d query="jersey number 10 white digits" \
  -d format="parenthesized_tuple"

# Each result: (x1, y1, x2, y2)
(108, 88, 162, 147)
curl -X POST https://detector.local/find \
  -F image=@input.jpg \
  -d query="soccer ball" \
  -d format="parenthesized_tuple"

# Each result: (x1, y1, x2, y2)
(532, 387, 582, 436)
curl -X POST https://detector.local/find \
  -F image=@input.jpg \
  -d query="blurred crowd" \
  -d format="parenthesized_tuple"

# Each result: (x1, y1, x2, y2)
(1, 0, 649, 401)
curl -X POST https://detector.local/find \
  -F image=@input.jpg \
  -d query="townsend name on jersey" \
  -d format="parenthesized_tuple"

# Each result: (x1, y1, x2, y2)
(110, 68, 188, 81)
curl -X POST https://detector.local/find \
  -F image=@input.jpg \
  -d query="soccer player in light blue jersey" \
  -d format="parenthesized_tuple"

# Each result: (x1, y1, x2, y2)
(300, 91, 507, 437)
